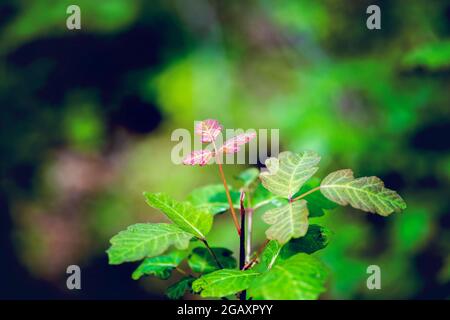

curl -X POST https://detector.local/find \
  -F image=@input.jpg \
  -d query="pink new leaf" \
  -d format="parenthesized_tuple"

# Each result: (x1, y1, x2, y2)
(195, 119, 222, 143)
(183, 150, 214, 166)
(219, 132, 257, 154)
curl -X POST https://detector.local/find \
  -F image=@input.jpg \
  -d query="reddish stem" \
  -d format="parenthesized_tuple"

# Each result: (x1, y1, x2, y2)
(243, 239, 270, 270)
(217, 163, 241, 235)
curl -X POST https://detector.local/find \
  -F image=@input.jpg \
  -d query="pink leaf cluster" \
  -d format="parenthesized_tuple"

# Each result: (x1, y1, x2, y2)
(219, 132, 257, 154)
(183, 119, 256, 166)
(182, 150, 213, 166)
(195, 119, 222, 143)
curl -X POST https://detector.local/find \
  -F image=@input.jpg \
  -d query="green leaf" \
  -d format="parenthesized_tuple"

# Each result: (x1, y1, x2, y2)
(281, 224, 332, 257)
(131, 250, 188, 280)
(144, 192, 213, 239)
(403, 40, 450, 71)
(187, 184, 227, 214)
(187, 185, 240, 215)
(255, 225, 331, 273)
(260, 151, 320, 199)
(236, 168, 260, 187)
(256, 240, 282, 272)
(248, 253, 329, 300)
(188, 247, 237, 273)
(263, 200, 309, 244)
(192, 269, 260, 298)
(252, 183, 286, 209)
(107, 223, 192, 265)
(307, 203, 325, 218)
(320, 169, 407, 216)
(166, 276, 195, 300)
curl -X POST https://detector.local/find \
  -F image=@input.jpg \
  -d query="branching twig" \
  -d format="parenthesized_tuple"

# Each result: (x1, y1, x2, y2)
(290, 186, 320, 202)
(200, 239, 223, 269)
(243, 239, 270, 270)
(175, 267, 187, 275)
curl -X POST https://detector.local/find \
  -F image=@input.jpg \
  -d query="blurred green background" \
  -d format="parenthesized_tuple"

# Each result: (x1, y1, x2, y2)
(0, 0, 449, 299)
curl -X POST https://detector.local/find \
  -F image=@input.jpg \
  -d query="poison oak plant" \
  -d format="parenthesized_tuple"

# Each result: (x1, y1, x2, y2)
(107, 119, 407, 300)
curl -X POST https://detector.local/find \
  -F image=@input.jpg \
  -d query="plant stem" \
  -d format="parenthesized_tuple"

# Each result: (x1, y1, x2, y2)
(200, 239, 223, 269)
(290, 186, 321, 202)
(246, 208, 253, 263)
(239, 191, 246, 301)
(175, 267, 187, 276)
(243, 239, 270, 270)
(257, 239, 270, 255)
(217, 163, 241, 235)
(244, 191, 253, 263)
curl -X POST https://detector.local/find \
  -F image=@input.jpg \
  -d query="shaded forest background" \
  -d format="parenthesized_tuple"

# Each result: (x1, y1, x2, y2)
(0, 0, 449, 299)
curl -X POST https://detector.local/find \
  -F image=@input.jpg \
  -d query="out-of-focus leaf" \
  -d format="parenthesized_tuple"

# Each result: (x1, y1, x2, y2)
(182, 150, 213, 166)
(219, 132, 257, 154)
(166, 276, 195, 300)
(64, 104, 104, 151)
(392, 208, 431, 253)
(263, 200, 309, 244)
(187, 184, 240, 214)
(188, 184, 227, 214)
(249, 253, 329, 300)
(2, 0, 138, 51)
(280, 224, 332, 257)
(266, 0, 329, 39)
(236, 168, 260, 187)
(252, 183, 286, 209)
(438, 256, 450, 284)
(260, 151, 321, 198)
(307, 203, 325, 217)
(107, 223, 192, 264)
(317, 221, 371, 299)
(192, 269, 259, 298)
(320, 169, 406, 216)
(195, 119, 222, 143)
(150, 51, 232, 125)
(188, 247, 237, 273)
(144, 192, 213, 239)
(208, 190, 241, 208)
(403, 40, 450, 71)
(132, 250, 187, 280)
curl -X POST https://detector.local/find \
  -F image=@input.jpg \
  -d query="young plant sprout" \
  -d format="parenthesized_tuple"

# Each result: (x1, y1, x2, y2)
(107, 119, 406, 300)
(183, 119, 256, 235)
